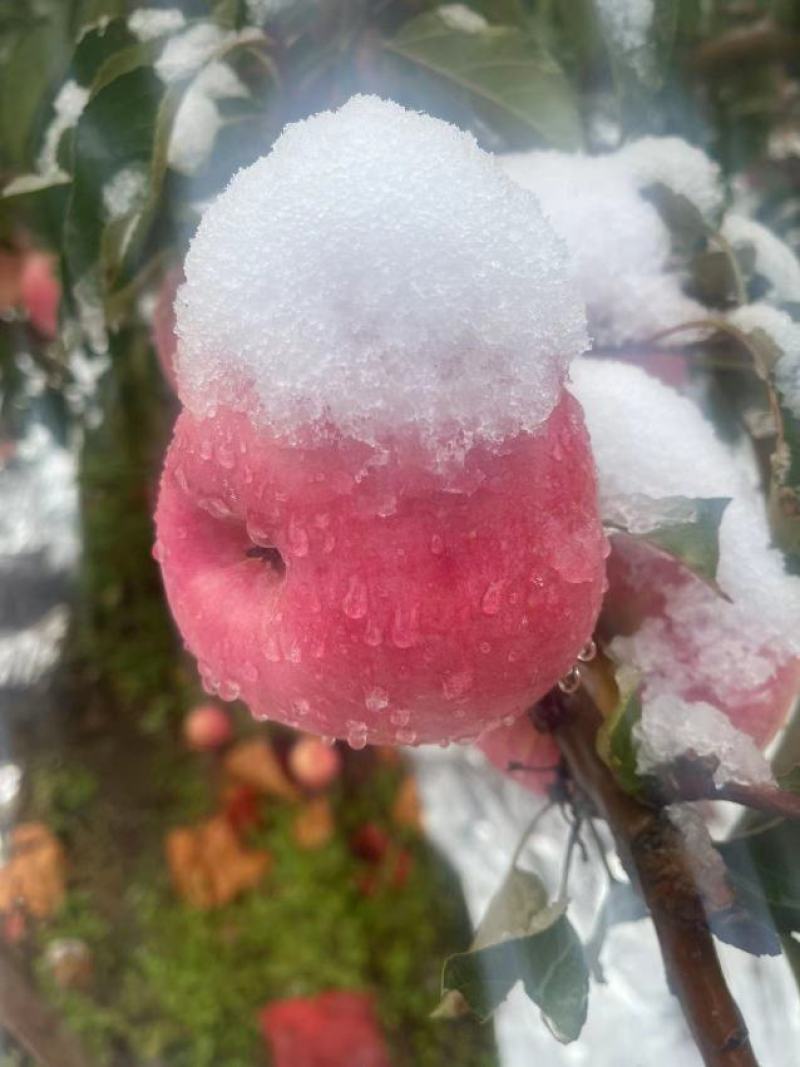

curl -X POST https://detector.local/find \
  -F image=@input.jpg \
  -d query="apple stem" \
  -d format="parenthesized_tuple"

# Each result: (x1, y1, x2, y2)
(551, 684, 760, 1067)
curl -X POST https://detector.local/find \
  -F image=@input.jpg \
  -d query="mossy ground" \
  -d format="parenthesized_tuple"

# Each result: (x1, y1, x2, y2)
(11, 342, 499, 1067)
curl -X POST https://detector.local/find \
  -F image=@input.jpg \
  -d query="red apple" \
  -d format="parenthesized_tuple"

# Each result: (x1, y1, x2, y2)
(155, 392, 606, 747)
(479, 713, 561, 794)
(183, 703, 232, 751)
(288, 735, 342, 791)
(601, 537, 800, 748)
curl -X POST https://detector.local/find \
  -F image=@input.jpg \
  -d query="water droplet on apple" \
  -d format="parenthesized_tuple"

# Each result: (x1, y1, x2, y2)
(342, 576, 368, 619)
(363, 618, 383, 647)
(173, 464, 189, 493)
(391, 604, 419, 648)
(264, 636, 281, 662)
(430, 533, 444, 555)
(288, 516, 309, 557)
(151, 540, 163, 562)
(293, 698, 310, 717)
(218, 680, 240, 701)
(199, 438, 213, 460)
(479, 641, 491, 654)
(365, 687, 389, 713)
(217, 443, 235, 469)
(481, 581, 504, 616)
(395, 728, 417, 745)
(346, 720, 368, 749)
(442, 671, 473, 700)
(390, 708, 410, 726)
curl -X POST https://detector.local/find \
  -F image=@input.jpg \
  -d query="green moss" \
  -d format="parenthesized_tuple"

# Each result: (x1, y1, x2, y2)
(34, 764, 496, 1067)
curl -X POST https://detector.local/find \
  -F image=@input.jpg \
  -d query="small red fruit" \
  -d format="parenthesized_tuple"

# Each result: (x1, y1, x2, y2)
(183, 703, 232, 751)
(288, 735, 342, 791)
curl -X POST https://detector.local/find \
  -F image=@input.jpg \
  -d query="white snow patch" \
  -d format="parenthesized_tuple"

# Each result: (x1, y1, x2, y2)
(102, 165, 147, 219)
(437, 4, 490, 32)
(634, 695, 775, 787)
(37, 81, 89, 177)
(154, 23, 231, 83)
(128, 7, 185, 41)
(501, 141, 720, 348)
(570, 358, 800, 685)
(595, 0, 654, 76)
(177, 95, 587, 452)
(168, 61, 247, 175)
(723, 214, 800, 304)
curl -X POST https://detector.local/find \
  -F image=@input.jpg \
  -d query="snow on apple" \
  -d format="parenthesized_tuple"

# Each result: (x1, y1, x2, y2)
(573, 358, 800, 746)
(155, 95, 606, 747)
(634, 695, 775, 789)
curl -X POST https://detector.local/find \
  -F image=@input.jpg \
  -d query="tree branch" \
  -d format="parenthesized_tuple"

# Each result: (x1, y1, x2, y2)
(549, 688, 760, 1067)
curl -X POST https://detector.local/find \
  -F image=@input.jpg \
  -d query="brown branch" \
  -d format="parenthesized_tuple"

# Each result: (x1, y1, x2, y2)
(0, 944, 95, 1067)
(693, 19, 800, 70)
(550, 688, 760, 1067)
(691, 779, 800, 821)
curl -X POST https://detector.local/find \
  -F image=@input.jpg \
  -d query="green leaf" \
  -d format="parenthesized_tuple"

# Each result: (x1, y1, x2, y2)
(596, 677, 643, 796)
(435, 868, 589, 1040)
(603, 494, 731, 591)
(441, 920, 588, 1039)
(642, 181, 712, 258)
(715, 319, 800, 562)
(777, 766, 800, 794)
(383, 11, 582, 149)
(65, 65, 165, 289)
(717, 819, 800, 935)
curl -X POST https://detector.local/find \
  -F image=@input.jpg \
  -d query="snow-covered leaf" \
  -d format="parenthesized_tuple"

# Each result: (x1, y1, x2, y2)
(383, 11, 582, 149)
(603, 493, 731, 591)
(434, 867, 588, 1040)
(643, 181, 710, 258)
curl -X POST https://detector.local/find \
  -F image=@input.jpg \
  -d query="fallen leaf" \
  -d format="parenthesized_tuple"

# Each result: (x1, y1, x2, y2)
(0, 823, 65, 918)
(261, 990, 392, 1067)
(292, 797, 334, 850)
(166, 815, 270, 908)
(224, 738, 299, 801)
(391, 775, 421, 831)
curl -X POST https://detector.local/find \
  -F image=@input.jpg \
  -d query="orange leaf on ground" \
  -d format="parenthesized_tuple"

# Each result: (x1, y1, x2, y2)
(224, 738, 299, 801)
(391, 775, 421, 831)
(292, 797, 334, 850)
(166, 815, 270, 908)
(0, 823, 65, 918)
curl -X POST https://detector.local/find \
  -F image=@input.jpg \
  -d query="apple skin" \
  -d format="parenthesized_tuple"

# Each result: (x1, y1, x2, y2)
(288, 735, 342, 791)
(154, 392, 606, 747)
(600, 536, 800, 749)
(19, 252, 59, 338)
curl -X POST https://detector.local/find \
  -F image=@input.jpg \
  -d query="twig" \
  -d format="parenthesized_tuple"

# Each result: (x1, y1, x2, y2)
(551, 687, 760, 1067)
(0, 945, 95, 1067)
